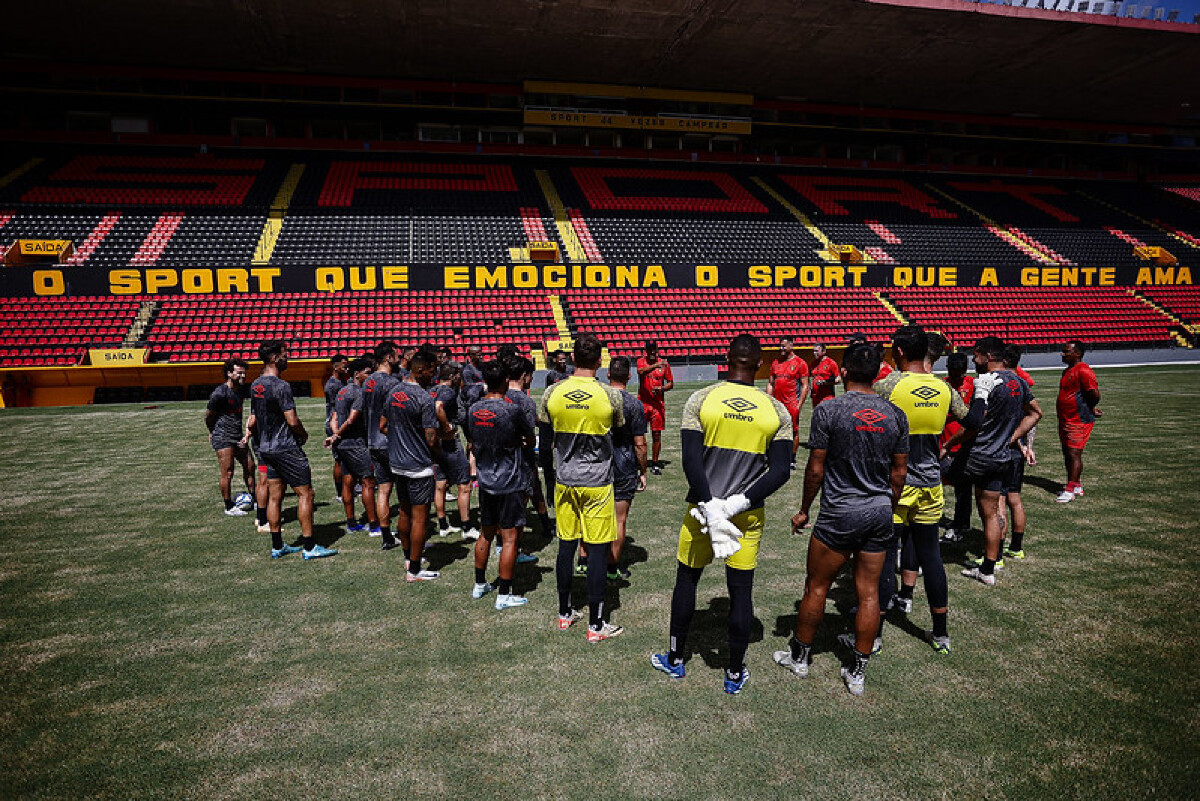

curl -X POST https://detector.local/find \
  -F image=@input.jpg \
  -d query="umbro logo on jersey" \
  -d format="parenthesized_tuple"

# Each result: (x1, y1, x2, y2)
(563, 389, 592, 404)
(722, 397, 758, 413)
(252, 385, 265, 398)
(910, 385, 941, 401)
(473, 409, 498, 420)
(853, 408, 888, 432)
(1006, 379, 1022, 396)
(390, 390, 410, 406)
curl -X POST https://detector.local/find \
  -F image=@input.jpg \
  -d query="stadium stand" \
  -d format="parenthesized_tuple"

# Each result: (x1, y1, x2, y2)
(0, 296, 141, 367)
(1138, 285, 1200, 323)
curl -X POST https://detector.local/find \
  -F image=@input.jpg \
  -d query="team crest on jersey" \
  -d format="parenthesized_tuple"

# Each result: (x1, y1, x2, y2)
(563, 389, 592, 404)
(910, 385, 941, 401)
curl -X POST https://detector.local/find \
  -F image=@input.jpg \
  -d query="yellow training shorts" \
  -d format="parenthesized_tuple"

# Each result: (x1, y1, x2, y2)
(554, 484, 617, 544)
(677, 505, 765, 571)
(893, 484, 944, 526)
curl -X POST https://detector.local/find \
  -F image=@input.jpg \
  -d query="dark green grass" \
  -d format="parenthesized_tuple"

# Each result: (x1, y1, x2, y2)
(1, 366, 1197, 799)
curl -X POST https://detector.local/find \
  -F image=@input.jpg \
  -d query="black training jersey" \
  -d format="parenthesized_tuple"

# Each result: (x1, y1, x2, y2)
(384, 380, 438, 477)
(363, 370, 399, 451)
(966, 369, 1034, 465)
(462, 362, 484, 386)
(207, 383, 244, 444)
(468, 396, 532, 495)
(333, 381, 367, 444)
(323, 376, 344, 436)
(250, 375, 299, 453)
(612, 388, 647, 482)
(431, 383, 463, 431)
(808, 391, 908, 513)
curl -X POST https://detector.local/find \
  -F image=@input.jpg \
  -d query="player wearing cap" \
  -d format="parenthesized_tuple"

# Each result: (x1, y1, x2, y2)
(637, 340, 674, 476)
(466, 360, 536, 609)
(1056, 339, 1101, 503)
(538, 333, 627, 642)
(324, 357, 378, 535)
(381, 347, 441, 582)
(809, 343, 840, 407)
(651, 334, 793, 695)
(777, 344, 907, 696)
(206, 357, 258, 517)
(948, 337, 1042, 586)
(247, 341, 337, 561)
(767, 336, 810, 465)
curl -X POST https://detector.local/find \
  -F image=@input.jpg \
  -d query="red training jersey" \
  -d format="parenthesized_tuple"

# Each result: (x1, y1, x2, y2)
(810, 356, 839, 406)
(940, 374, 974, 453)
(637, 357, 673, 405)
(1058, 362, 1098, 423)
(875, 362, 893, 383)
(1014, 366, 1034, 388)
(769, 355, 808, 407)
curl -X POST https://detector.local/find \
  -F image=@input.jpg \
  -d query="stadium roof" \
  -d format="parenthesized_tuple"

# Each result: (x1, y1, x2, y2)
(8, 0, 1199, 127)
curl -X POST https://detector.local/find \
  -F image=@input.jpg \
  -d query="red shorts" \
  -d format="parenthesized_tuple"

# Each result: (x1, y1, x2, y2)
(644, 401, 666, 432)
(1058, 420, 1094, 450)
(784, 402, 800, 433)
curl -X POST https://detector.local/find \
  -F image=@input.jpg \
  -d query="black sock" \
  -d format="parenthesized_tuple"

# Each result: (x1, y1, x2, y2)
(256, 507, 268, 526)
(726, 565, 754, 676)
(898, 584, 914, 600)
(346, 517, 357, 527)
(498, 577, 512, 595)
(586, 545, 608, 627)
(1009, 531, 1024, 551)
(932, 610, 949, 638)
(853, 649, 871, 674)
(668, 562, 704, 664)
(438, 516, 449, 529)
(224, 498, 234, 510)
(271, 531, 284, 550)
(303, 539, 314, 551)
(556, 538, 575, 616)
(475, 567, 487, 584)
(998, 539, 1005, 558)
(790, 636, 811, 662)
(981, 558, 996, 575)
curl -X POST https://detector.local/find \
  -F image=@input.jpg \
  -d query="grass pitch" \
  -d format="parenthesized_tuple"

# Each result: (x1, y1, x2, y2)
(1, 365, 1198, 799)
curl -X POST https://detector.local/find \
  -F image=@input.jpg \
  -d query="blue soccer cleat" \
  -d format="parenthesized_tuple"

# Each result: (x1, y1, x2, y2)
(651, 653, 686, 680)
(302, 543, 338, 560)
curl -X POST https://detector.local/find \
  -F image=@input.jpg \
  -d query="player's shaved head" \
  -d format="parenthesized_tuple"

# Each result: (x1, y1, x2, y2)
(728, 334, 761, 367)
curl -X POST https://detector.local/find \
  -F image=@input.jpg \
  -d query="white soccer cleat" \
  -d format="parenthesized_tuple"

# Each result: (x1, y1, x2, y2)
(462, 527, 481, 541)
(1055, 490, 1075, 504)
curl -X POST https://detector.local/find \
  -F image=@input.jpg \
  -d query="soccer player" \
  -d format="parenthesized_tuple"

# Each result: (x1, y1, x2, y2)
(637, 340, 674, 475)
(324, 357, 378, 534)
(538, 333, 626, 642)
(809, 343, 840, 407)
(950, 337, 1042, 586)
(462, 344, 485, 387)
(247, 340, 336, 560)
(431, 363, 478, 539)
(396, 346, 415, 381)
(651, 334, 793, 694)
(1003, 344, 1038, 465)
(461, 344, 486, 485)
(939, 351, 975, 543)
(205, 357, 257, 516)
(767, 336, 810, 463)
(872, 326, 969, 654)
(1056, 339, 1101, 503)
(544, 349, 573, 387)
(380, 347, 441, 582)
(323, 354, 349, 497)
(539, 349, 571, 502)
(606, 355, 648, 581)
(506, 356, 553, 538)
(363, 340, 403, 550)
(777, 344, 907, 696)
(467, 360, 536, 609)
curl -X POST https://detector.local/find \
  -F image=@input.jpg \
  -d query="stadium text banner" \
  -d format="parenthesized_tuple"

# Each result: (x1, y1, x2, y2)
(89, 348, 149, 366)
(1, 263, 1192, 297)
(523, 110, 752, 135)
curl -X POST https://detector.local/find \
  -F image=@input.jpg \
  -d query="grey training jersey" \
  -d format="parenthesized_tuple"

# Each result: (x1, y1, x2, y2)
(362, 370, 399, 451)
(207, 383, 244, 444)
(332, 381, 367, 444)
(965, 369, 1034, 466)
(324, 376, 344, 436)
(612, 388, 647, 483)
(250, 375, 299, 453)
(467, 396, 532, 495)
(461, 361, 484, 387)
(384, 380, 438, 477)
(808, 391, 909, 513)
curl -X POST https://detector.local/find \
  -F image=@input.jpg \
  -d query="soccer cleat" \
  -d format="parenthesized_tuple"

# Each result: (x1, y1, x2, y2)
(888, 595, 913, 614)
(1003, 547, 1026, 560)
(961, 566, 996, 586)
(516, 552, 538, 564)
(607, 566, 632, 582)
(381, 539, 403, 552)
(403, 557, 431, 570)
(650, 464, 662, 476)
(940, 529, 964, 543)
(405, 569, 440, 582)
(969, 556, 1004, 570)
(270, 544, 302, 559)
(494, 594, 529, 610)
(651, 653, 686, 679)
(1055, 490, 1075, 504)
(773, 649, 809, 678)
(471, 582, 495, 599)
(586, 622, 624, 643)
(368, 527, 382, 538)
(928, 632, 952, 655)
(345, 521, 367, 534)
(840, 667, 865, 696)
(557, 609, 583, 630)
(462, 528, 481, 541)
(302, 544, 338, 560)
(256, 522, 272, 534)
(439, 524, 462, 537)
(723, 668, 749, 695)
(225, 506, 248, 517)
(837, 633, 882, 656)
(574, 563, 588, 576)
(1073, 484, 1084, 496)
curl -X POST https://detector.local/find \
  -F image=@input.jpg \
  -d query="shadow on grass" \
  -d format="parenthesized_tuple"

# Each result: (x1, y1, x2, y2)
(1024, 474, 1066, 497)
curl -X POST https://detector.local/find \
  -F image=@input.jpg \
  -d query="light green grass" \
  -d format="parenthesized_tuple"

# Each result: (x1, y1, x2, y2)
(1, 366, 1198, 799)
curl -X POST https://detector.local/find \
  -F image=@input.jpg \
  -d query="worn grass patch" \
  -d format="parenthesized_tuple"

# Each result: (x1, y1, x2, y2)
(1, 365, 1197, 799)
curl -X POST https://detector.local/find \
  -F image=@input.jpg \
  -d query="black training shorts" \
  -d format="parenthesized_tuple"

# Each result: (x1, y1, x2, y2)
(260, 448, 312, 488)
